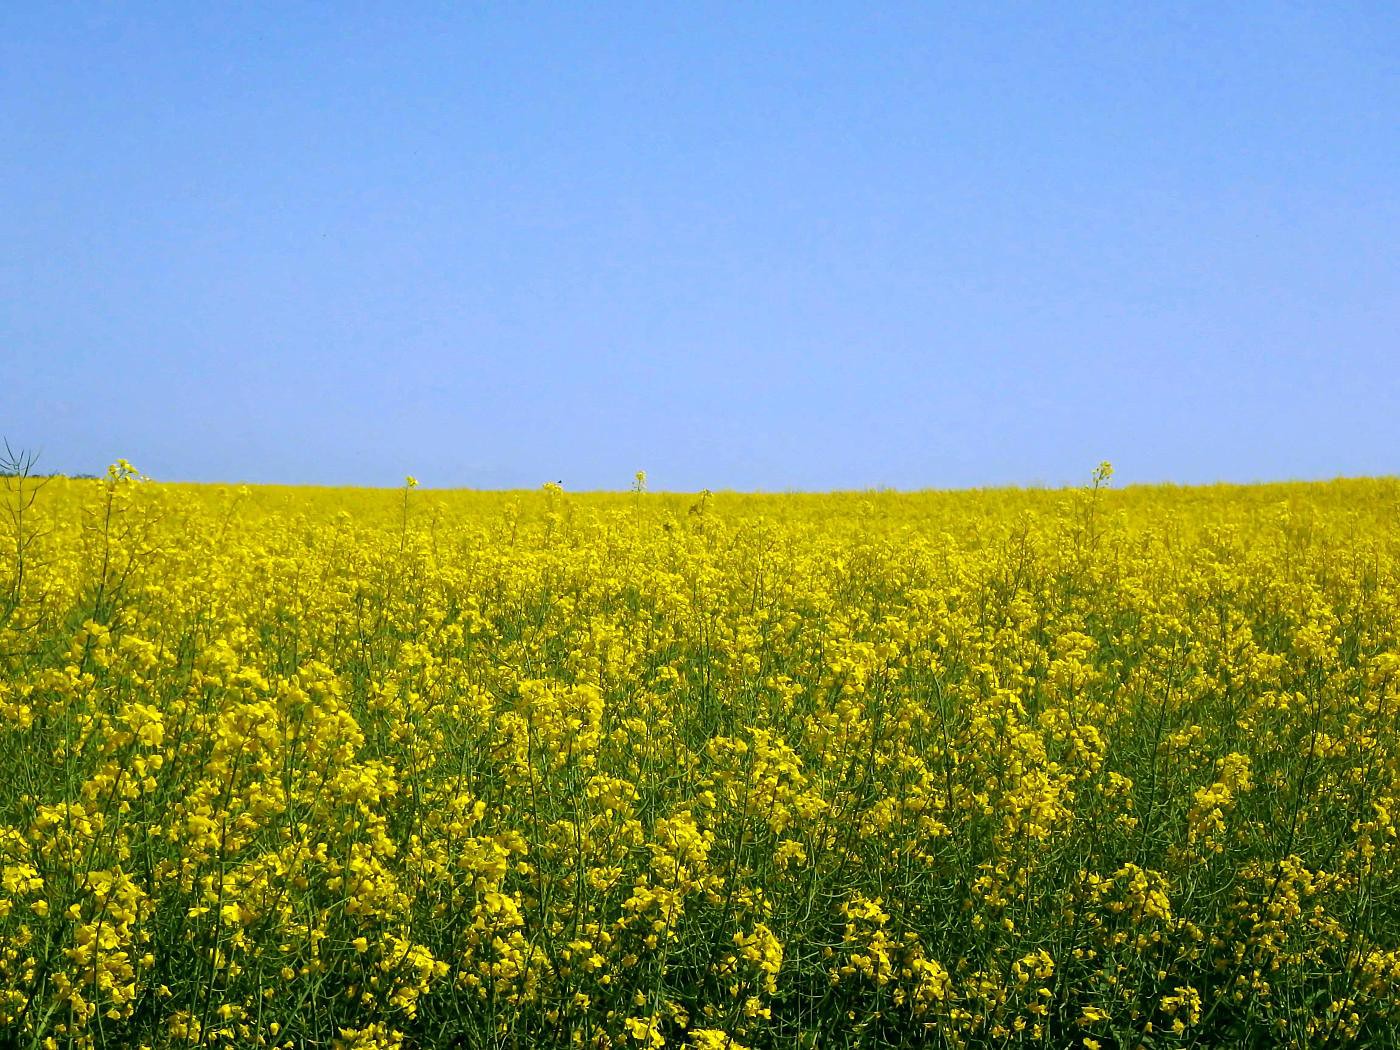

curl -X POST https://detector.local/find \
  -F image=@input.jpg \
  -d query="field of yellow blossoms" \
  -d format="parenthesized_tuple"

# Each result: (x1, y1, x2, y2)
(2, 462, 1399, 1049)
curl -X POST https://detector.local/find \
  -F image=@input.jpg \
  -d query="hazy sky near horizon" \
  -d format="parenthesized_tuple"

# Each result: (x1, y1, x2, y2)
(3, 3, 1397, 491)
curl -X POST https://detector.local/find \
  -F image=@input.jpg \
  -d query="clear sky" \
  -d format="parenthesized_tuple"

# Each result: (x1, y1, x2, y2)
(3, 3, 1397, 491)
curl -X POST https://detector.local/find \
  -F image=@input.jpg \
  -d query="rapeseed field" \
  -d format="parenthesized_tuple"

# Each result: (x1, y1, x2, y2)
(2, 463, 1399, 1049)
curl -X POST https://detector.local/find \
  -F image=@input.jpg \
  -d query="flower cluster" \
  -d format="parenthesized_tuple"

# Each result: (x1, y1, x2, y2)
(0, 468, 1398, 1046)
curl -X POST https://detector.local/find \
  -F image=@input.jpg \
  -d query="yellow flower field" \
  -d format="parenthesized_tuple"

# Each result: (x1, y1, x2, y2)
(2, 463, 1399, 1048)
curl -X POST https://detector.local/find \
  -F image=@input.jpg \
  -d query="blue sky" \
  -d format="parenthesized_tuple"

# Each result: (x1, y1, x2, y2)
(2, 3, 1396, 490)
